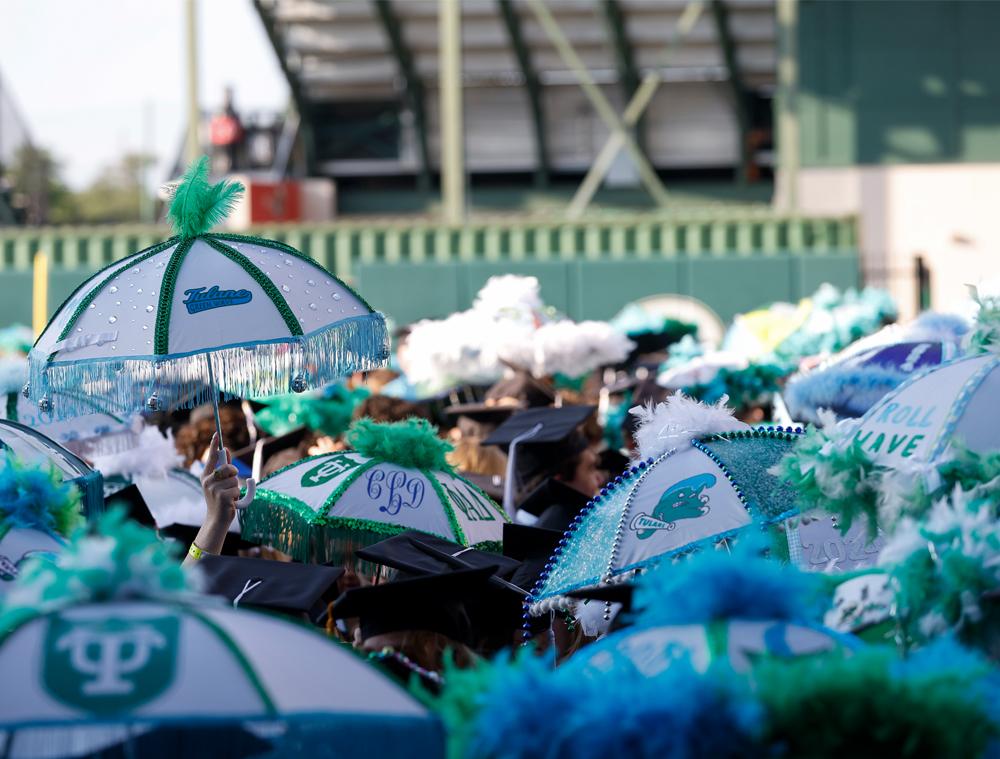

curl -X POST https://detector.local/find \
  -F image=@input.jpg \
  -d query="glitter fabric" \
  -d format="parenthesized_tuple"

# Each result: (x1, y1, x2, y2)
(529, 428, 805, 613)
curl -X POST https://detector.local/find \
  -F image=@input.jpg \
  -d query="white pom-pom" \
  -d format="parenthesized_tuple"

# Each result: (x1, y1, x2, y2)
(92, 424, 182, 479)
(631, 391, 749, 461)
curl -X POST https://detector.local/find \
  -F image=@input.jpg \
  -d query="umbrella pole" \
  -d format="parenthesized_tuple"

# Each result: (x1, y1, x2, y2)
(205, 352, 257, 508)
(205, 352, 226, 460)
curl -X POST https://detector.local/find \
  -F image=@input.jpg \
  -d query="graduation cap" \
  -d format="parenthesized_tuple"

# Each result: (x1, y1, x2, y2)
(444, 401, 524, 422)
(503, 522, 563, 596)
(198, 554, 344, 622)
(331, 565, 498, 646)
(104, 483, 157, 528)
(482, 405, 595, 515)
(567, 583, 636, 613)
(484, 369, 555, 408)
(355, 530, 522, 579)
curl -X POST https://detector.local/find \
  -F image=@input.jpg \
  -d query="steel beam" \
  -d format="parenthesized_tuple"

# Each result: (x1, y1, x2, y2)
(527, 0, 668, 208)
(252, 0, 317, 175)
(711, 0, 753, 183)
(600, 0, 644, 152)
(373, 0, 433, 192)
(497, 0, 550, 187)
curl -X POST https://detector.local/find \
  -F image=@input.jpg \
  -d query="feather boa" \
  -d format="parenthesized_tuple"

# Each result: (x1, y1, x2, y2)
(347, 417, 453, 472)
(0, 453, 83, 539)
(770, 415, 881, 537)
(632, 535, 826, 627)
(0, 509, 201, 630)
(91, 424, 182, 480)
(0, 357, 27, 395)
(630, 391, 749, 462)
(784, 364, 908, 426)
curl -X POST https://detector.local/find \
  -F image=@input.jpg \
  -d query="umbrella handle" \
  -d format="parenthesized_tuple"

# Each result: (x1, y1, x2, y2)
(235, 477, 256, 509)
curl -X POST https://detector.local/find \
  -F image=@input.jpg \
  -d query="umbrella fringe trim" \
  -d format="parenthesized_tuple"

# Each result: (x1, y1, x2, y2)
(29, 313, 390, 419)
(527, 514, 799, 615)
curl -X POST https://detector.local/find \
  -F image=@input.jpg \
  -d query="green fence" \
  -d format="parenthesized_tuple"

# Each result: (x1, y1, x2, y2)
(0, 212, 858, 327)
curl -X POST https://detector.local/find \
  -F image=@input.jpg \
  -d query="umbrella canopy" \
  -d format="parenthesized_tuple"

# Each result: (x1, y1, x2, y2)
(3, 391, 136, 459)
(0, 600, 444, 759)
(0, 528, 64, 595)
(851, 353, 1000, 466)
(785, 339, 961, 426)
(240, 449, 508, 565)
(0, 420, 103, 516)
(567, 620, 859, 677)
(529, 426, 802, 614)
(27, 159, 388, 422)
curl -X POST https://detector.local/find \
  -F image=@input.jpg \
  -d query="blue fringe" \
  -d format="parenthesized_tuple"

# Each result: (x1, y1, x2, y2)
(27, 313, 390, 419)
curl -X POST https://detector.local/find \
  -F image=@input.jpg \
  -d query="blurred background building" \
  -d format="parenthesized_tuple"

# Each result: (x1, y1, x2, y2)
(1, 0, 999, 328)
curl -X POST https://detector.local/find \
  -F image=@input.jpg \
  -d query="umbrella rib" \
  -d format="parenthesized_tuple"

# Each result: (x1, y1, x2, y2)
(153, 237, 196, 355)
(212, 232, 378, 313)
(49, 237, 181, 350)
(201, 237, 304, 337)
(184, 607, 278, 715)
(423, 469, 468, 546)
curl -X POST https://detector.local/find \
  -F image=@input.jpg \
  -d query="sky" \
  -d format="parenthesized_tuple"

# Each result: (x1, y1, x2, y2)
(0, 0, 289, 189)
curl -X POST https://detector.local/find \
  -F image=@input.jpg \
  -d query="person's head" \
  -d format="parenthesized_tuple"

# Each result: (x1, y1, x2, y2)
(174, 402, 251, 466)
(357, 629, 477, 672)
(554, 443, 603, 497)
(353, 395, 431, 424)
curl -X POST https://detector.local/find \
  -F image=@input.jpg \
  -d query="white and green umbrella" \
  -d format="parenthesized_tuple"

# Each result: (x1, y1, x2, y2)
(567, 620, 860, 677)
(241, 450, 508, 565)
(0, 600, 444, 758)
(26, 159, 388, 507)
(0, 420, 103, 517)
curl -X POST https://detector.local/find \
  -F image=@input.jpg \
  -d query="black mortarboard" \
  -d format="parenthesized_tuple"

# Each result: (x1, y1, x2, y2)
(355, 531, 522, 579)
(516, 478, 590, 519)
(159, 523, 260, 557)
(461, 472, 505, 502)
(104, 484, 157, 528)
(483, 406, 595, 513)
(444, 401, 524, 423)
(503, 522, 563, 595)
(198, 554, 344, 622)
(331, 565, 498, 645)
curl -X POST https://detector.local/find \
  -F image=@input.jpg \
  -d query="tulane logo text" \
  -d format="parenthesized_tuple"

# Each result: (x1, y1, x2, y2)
(182, 285, 253, 314)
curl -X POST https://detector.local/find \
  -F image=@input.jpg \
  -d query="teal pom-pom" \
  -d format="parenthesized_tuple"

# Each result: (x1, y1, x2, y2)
(167, 156, 244, 238)
(0, 453, 83, 539)
(347, 417, 453, 472)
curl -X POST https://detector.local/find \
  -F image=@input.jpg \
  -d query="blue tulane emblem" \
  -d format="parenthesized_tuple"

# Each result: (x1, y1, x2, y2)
(630, 473, 716, 540)
(182, 285, 253, 314)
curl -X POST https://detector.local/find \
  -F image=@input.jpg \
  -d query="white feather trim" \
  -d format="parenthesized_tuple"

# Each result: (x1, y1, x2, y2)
(0, 356, 28, 395)
(631, 391, 749, 461)
(92, 425, 183, 479)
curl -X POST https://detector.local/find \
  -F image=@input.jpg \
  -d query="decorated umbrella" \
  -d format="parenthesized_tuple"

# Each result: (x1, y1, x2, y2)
(0, 512, 444, 759)
(0, 455, 83, 596)
(240, 418, 508, 565)
(0, 420, 103, 516)
(527, 395, 802, 617)
(26, 158, 389, 507)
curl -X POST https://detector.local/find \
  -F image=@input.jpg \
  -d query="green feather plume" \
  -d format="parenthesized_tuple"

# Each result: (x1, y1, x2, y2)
(753, 644, 997, 758)
(771, 422, 880, 537)
(167, 156, 244, 238)
(346, 417, 453, 472)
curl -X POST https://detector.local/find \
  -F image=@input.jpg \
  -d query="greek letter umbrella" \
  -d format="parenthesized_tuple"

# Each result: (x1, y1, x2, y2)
(239, 419, 508, 565)
(528, 396, 802, 616)
(0, 514, 444, 759)
(26, 158, 389, 505)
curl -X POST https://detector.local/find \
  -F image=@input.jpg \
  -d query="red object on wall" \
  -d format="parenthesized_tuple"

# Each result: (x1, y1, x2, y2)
(249, 182, 302, 224)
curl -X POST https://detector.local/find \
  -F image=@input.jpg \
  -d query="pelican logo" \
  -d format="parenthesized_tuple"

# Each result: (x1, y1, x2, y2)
(182, 285, 253, 314)
(631, 473, 715, 540)
(44, 616, 178, 713)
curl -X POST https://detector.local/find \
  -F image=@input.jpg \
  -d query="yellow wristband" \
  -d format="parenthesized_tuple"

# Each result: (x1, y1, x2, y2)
(187, 542, 206, 561)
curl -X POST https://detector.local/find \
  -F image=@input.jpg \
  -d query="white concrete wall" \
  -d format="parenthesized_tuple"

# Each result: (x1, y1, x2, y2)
(787, 164, 1000, 320)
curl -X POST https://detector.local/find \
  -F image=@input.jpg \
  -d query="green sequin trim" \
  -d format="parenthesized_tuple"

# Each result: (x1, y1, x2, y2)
(322, 457, 377, 514)
(153, 237, 195, 355)
(211, 232, 377, 313)
(51, 237, 180, 348)
(424, 469, 467, 546)
(201, 237, 303, 337)
(257, 452, 343, 484)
